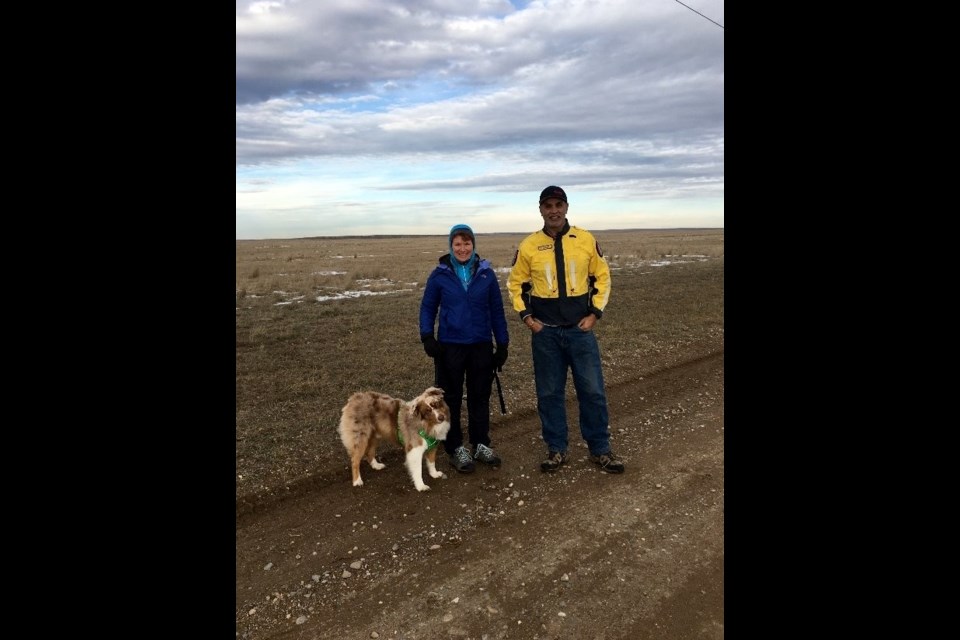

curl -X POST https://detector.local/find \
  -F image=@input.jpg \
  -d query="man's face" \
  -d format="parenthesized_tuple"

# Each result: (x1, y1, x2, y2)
(539, 198, 568, 234)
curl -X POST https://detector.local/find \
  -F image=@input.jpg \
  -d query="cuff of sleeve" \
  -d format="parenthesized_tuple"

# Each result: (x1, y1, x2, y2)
(589, 307, 603, 319)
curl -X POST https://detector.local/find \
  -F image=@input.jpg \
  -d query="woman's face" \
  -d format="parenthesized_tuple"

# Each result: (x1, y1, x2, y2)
(451, 234, 473, 262)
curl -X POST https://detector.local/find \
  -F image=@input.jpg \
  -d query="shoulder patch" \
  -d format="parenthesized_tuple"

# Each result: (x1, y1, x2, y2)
(510, 249, 519, 266)
(596, 241, 604, 257)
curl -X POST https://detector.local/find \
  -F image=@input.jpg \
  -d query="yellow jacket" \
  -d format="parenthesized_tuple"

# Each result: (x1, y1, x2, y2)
(506, 222, 611, 326)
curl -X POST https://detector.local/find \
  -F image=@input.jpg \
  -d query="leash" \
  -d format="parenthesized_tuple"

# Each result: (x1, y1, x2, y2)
(492, 369, 507, 415)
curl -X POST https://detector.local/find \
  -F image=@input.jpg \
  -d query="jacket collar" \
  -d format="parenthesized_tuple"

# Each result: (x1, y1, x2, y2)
(542, 220, 571, 239)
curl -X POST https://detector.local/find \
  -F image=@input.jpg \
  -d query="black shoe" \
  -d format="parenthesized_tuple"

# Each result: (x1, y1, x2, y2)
(473, 443, 501, 466)
(449, 446, 476, 473)
(540, 451, 567, 472)
(591, 452, 625, 474)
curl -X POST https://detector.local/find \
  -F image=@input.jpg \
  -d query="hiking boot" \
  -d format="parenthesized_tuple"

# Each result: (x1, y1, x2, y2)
(591, 452, 625, 474)
(449, 446, 475, 473)
(473, 443, 502, 466)
(540, 450, 567, 472)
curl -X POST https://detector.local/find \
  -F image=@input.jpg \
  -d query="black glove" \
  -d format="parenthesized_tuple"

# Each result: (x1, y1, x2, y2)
(421, 333, 441, 358)
(493, 344, 508, 371)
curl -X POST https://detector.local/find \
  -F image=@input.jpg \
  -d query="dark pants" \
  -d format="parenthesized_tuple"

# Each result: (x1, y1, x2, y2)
(434, 342, 494, 455)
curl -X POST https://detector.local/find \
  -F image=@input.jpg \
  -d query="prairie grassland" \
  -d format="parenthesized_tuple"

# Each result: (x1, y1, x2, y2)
(235, 229, 723, 502)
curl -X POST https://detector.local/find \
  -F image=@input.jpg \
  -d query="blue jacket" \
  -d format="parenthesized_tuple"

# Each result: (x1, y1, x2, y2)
(420, 254, 510, 346)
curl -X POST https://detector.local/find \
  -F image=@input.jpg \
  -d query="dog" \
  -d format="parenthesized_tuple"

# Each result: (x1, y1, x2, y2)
(337, 386, 452, 492)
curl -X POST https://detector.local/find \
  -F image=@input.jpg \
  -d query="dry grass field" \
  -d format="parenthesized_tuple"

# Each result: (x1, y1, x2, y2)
(236, 228, 723, 504)
(236, 228, 724, 639)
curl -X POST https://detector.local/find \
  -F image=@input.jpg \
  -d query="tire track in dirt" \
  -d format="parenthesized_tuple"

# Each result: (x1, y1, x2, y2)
(236, 347, 723, 521)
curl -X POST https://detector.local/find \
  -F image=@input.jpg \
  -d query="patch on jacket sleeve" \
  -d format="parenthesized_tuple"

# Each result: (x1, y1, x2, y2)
(510, 249, 519, 266)
(596, 241, 604, 257)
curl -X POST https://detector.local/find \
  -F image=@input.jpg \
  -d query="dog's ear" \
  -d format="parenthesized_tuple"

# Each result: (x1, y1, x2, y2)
(415, 399, 432, 420)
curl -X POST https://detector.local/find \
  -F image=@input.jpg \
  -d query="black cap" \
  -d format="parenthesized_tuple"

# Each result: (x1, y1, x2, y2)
(539, 185, 567, 203)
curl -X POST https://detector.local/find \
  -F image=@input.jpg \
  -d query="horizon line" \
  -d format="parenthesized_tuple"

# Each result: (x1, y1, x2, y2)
(237, 227, 724, 242)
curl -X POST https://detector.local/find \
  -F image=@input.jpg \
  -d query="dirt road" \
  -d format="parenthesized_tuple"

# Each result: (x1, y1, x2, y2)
(236, 349, 724, 639)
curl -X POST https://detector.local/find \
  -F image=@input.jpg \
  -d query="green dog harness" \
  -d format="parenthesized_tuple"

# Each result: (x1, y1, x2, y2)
(397, 428, 438, 451)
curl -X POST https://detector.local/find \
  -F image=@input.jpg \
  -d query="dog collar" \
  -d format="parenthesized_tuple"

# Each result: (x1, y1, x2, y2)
(396, 428, 438, 451)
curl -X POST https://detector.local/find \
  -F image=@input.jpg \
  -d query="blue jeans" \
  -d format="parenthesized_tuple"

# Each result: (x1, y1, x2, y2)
(531, 325, 611, 456)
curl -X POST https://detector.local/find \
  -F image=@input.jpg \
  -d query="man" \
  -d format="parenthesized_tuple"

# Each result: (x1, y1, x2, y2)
(506, 186, 624, 474)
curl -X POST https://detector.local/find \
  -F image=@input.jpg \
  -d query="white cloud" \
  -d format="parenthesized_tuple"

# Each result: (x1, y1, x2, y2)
(236, 0, 724, 238)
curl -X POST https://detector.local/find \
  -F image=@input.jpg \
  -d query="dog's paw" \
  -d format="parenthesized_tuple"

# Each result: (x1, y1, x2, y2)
(370, 459, 386, 471)
(415, 483, 431, 492)
(429, 470, 447, 479)
(352, 478, 364, 487)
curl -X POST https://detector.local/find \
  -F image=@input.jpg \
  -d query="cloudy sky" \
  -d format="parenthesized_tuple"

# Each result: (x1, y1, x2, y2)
(236, 0, 724, 239)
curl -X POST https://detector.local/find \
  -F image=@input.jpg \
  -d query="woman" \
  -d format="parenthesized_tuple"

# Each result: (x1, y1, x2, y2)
(419, 224, 510, 473)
